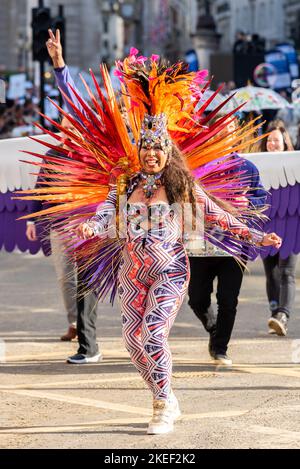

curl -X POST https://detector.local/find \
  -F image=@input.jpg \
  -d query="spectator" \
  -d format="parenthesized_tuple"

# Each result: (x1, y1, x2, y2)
(233, 31, 248, 55)
(188, 114, 267, 365)
(259, 120, 297, 336)
(26, 115, 101, 362)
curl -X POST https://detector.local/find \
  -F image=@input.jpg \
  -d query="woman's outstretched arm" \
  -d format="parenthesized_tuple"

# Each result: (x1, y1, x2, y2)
(194, 184, 281, 248)
(76, 187, 117, 240)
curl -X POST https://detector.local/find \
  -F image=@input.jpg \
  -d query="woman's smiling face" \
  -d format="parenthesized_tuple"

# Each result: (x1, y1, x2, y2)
(139, 144, 168, 173)
(266, 129, 285, 152)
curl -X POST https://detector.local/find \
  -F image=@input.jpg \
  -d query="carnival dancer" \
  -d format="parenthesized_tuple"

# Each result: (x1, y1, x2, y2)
(17, 50, 281, 434)
(76, 116, 280, 435)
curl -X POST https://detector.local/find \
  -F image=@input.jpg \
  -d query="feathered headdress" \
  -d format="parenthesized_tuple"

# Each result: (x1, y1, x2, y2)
(138, 113, 172, 152)
(115, 48, 263, 166)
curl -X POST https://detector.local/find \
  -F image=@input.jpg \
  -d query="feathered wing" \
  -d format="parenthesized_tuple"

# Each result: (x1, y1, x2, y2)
(15, 52, 267, 302)
(192, 155, 267, 262)
(17, 64, 138, 222)
(14, 65, 138, 303)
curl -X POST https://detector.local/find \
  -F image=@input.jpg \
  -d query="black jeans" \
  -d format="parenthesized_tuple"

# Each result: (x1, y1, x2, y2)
(76, 269, 99, 356)
(188, 256, 245, 354)
(263, 253, 298, 318)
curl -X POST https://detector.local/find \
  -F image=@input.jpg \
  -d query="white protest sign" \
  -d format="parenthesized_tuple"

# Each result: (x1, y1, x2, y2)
(7, 73, 27, 99)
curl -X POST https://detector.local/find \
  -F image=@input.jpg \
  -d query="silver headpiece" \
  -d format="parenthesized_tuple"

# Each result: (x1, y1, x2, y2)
(139, 113, 172, 153)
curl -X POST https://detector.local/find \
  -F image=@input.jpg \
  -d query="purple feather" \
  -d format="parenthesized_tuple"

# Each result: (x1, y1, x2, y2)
(288, 184, 299, 216)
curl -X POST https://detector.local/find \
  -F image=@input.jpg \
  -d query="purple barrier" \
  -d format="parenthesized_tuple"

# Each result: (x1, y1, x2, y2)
(0, 190, 51, 256)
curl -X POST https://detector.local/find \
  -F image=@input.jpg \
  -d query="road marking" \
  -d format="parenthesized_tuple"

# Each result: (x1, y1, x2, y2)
(3, 408, 300, 436)
(173, 359, 300, 378)
(1, 336, 285, 344)
(1, 364, 299, 392)
(0, 336, 292, 364)
(223, 422, 300, 444)
(233, 365, 300, 379)
(0, 374, 142, 390)
(3, 384, 300, 433)
(0, 410, 249, 434)
(1, 361, 300, 387)
(0, 389, 153, 416)
(246, 424, 300, 441)
(2, 410, 300, 440)
(3, 350, 130, 362)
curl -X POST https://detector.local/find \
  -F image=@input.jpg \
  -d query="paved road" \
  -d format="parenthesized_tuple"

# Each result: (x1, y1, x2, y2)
(0, 250, 300, 449)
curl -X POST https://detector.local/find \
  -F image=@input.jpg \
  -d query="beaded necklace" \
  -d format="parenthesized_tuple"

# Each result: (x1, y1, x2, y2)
(139, 171, 163, 200)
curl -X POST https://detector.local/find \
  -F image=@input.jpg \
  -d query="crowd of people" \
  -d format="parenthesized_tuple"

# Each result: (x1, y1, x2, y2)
(0, 98, 40, 139)
(2, 75, 300, 148)
(0, 74, 63, 139)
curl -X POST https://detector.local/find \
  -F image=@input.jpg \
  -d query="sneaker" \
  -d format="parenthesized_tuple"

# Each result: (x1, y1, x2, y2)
(66, 352, 102, 364)
(268, 328, 276, 334)
(60, 326, 77, 342)
(268, 312, 288, 336)
(212, 353, 232, 366)
(147, 392, 181, 435)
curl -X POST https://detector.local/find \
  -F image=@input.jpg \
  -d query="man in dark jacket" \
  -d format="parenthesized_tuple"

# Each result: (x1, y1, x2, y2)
(188, 118, 267, 365)
(26, 116, 101, 364)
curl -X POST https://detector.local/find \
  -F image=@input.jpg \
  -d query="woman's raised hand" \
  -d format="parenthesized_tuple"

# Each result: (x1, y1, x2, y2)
(76, 223, 95, 240)
(46, 29, 65, 68)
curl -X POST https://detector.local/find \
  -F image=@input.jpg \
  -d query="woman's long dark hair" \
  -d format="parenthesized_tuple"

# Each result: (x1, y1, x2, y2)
(163, 145, 237, 215)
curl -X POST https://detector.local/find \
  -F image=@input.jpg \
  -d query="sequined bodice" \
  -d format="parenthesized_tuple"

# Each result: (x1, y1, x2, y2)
(125, 202, 181, 244)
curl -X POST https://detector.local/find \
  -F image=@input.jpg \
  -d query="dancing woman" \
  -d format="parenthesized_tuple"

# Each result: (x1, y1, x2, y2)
(18, 48, 281, 434)
(76, 114, 280, 434)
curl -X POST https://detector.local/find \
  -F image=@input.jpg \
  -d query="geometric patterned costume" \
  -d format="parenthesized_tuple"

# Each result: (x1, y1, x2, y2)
(87, 185, 260, 399)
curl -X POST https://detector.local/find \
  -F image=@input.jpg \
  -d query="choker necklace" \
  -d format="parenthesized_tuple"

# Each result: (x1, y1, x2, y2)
(140, 172, 163, 199)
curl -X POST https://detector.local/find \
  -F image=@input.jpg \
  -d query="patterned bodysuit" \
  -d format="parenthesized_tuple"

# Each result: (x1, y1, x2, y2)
(88, 182, 257, 399)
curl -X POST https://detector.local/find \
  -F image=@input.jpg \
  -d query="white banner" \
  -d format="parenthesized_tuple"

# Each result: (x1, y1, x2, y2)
(7, 73, 27, 100)
(0, 135, 300, 192)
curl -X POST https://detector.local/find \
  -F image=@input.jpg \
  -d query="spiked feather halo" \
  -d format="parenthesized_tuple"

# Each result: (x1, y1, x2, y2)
(17, 51, 263, 218)
(15, 50, 267, 302)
